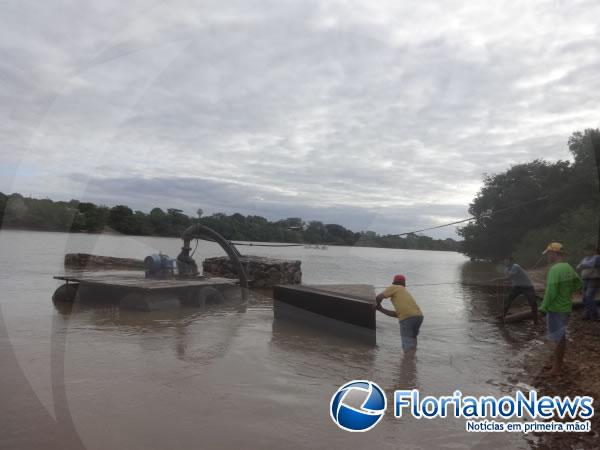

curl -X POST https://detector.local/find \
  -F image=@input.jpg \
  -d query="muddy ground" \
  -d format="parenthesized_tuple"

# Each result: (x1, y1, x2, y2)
(526, 317, 600, 449)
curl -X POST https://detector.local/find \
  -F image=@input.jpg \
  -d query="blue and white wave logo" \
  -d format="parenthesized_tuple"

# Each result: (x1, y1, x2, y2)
(330, 380, 387, 432)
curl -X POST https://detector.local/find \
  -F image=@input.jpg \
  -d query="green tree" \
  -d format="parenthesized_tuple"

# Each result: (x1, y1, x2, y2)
(77, 202, 108, 232)
(0, 192, 6, 226)
(108, 205, 134, 233)
(305, 221, 326, 243)
(459, 128, 600, 261)
(3, 194, 28, 226)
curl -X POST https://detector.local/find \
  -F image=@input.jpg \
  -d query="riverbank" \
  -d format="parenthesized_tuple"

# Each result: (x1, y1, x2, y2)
(524, 317, 600, 449)
(513, 266, 595, 301)
(0, 225, 461, 252)
(502, 265, 600, 448)
(0, 192, 461, 251)
(525, 267, 549, 293)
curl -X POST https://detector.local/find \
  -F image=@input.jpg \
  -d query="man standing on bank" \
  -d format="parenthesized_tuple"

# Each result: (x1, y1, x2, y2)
(575, 244, 600, 321)
(375, 275, 424, 354)
(498, 256, 538, 324)
(539, 243, 582, 377)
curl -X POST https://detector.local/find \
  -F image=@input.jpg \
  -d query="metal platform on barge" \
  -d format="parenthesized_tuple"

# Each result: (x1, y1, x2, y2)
(54, 271, 237, 290)
(53, 271, 240, 311)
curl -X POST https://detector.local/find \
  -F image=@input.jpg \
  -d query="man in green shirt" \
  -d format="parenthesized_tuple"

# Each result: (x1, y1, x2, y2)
(539, 242, 582, 377)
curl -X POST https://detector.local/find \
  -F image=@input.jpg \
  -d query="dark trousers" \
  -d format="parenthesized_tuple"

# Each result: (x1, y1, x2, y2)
(582, 279, 599, 320)
(504, 286, 538, 317)
(399, 315, 424, 351)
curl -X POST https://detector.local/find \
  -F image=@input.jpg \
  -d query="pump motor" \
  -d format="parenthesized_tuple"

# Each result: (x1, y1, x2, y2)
(144, 253, 177, 279)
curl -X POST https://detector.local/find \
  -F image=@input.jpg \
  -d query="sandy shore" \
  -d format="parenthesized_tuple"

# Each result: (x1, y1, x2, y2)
(524, 315, 600, 449)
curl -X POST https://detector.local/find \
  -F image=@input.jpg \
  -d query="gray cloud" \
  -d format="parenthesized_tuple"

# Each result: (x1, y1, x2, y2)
(2, 0, 600, 238)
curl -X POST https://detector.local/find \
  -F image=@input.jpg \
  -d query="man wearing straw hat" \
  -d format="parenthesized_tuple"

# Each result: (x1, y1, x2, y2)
(539, 242, 582, 377)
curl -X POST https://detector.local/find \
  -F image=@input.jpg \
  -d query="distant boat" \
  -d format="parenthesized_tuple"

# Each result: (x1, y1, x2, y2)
(304, 244, 328, 250)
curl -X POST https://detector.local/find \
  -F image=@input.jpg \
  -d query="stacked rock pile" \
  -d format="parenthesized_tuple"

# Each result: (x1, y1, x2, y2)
(202, 255, 301, 288)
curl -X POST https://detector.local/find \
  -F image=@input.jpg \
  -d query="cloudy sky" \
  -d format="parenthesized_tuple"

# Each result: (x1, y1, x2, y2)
(2, 0, 599, 237)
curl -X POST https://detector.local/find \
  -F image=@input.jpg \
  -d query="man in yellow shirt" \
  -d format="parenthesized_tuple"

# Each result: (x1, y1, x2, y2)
(375, 274, 424, 353)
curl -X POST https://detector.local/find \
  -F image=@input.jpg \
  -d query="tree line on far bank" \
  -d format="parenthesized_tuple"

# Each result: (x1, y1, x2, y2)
(458, 128, 600, 266)
(0, 193, 461, 252)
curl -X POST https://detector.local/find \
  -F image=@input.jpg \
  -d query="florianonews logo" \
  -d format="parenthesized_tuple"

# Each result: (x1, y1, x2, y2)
(330, 382, 594, 434)
(330, 380, 387, 432)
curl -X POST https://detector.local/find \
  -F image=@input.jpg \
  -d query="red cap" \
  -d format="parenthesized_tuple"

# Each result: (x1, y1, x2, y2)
(393, 274, 406, 284)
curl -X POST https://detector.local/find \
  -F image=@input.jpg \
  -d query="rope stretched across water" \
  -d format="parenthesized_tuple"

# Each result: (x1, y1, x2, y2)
(231, 242, 305, 247)
(191, 236, 305, 247)
(374, 280, 499, 288)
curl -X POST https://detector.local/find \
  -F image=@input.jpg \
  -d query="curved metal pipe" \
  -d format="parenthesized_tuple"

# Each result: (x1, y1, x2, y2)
(178, 224, 249, 289)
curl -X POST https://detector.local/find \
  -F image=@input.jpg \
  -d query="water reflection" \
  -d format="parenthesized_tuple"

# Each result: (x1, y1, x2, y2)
(52, 286, 250, 365)
(393, 352, 419, 391)
(270, 315, 375, 368)
(273, 301, 376, 345)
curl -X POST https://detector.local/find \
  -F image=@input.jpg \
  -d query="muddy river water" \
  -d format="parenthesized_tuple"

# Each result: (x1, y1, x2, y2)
(0, 230, 542, 449)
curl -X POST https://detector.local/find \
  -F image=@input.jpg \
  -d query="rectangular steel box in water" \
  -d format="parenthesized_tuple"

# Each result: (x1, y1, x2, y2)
(272, 284, 376, 344)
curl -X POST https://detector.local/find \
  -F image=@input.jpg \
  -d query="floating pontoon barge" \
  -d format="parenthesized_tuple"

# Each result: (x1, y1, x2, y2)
(54, 272, 239, 311)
